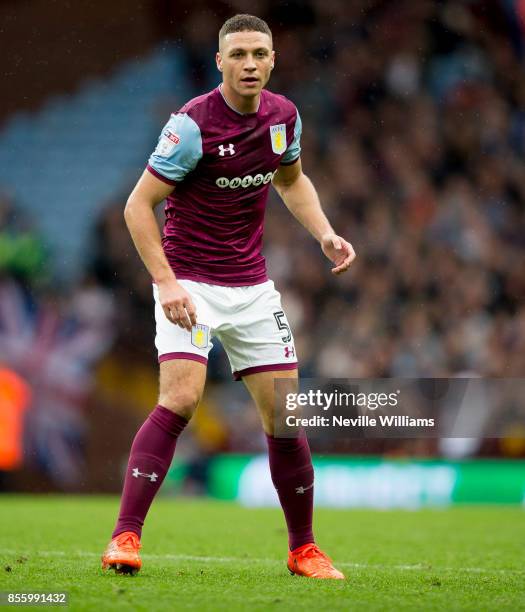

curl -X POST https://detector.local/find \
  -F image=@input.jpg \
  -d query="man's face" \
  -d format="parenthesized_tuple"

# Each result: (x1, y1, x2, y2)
(216, 31, 275, 99)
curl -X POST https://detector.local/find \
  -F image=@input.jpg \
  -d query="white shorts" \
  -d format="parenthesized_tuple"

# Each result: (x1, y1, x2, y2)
(153, 279, 298, 380)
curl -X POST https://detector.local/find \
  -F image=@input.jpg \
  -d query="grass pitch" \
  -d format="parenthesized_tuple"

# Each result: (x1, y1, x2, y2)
(0, 496, 524, 611)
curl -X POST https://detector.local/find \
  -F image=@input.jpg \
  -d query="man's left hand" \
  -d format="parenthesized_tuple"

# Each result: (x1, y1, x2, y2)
(321, 233, 356, 275)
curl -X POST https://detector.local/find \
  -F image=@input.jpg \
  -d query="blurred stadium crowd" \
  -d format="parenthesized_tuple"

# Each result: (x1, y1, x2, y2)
(1, 0, 525, 490)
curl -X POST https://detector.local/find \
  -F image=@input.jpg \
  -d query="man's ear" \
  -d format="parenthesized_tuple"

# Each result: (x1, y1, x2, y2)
(270, 50, 275, 70)
(216, 51, 223, 72)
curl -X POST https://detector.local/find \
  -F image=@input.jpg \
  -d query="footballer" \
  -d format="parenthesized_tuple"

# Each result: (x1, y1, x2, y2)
(101, 13, 355, 580)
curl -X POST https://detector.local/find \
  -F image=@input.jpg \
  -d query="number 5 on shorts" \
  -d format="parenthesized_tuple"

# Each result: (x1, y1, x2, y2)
(273, 310, 291, 343)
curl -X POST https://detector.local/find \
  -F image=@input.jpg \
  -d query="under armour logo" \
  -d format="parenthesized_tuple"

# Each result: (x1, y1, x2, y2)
(295, 482, 314, 494)
(132, 467, 158, 482)
(218, 143, 235, 156)
(284, 346, 295, 358)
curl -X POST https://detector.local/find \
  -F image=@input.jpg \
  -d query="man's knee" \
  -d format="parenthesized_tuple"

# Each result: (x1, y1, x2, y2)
(244, 371, 298, 435)
(258, 402, 289, 436)
(158, 359, 206, 420)
(158, 388, 201, 420)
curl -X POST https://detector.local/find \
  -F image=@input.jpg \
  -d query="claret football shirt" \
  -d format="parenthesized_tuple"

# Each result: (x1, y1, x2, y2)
(147, 85, 302, 286)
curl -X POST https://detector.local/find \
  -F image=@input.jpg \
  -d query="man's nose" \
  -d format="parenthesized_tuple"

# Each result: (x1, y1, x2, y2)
(244, 55, 257, 70)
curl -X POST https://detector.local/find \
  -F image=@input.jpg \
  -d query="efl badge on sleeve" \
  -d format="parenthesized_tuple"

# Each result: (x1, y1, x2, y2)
(270, 124, 287, 154)
(191, 324, 209, 349)
(155, 129, 180, 157)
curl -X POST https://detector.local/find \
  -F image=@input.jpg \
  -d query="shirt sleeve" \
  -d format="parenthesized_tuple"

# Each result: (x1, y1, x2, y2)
(280, 108, 302, 165)
(147, 113, 203, 184)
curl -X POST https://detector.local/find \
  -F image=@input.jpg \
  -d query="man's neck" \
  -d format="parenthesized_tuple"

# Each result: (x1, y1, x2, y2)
(220, 83, 260, 115)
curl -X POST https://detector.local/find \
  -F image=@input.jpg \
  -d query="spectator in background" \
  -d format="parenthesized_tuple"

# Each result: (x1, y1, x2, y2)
(0, 191, 48, 285)
(0, 192, 117, 489)
(0, 367, 31, 489)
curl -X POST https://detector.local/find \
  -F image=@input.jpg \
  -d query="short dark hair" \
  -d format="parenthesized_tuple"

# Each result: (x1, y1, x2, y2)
(219, 14, 272, 46)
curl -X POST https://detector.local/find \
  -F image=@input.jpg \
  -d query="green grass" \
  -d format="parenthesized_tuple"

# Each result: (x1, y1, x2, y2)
(0, 496, 524, 611)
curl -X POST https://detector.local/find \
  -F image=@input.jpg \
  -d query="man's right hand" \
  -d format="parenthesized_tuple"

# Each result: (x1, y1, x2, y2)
(157, 279, 197, 331)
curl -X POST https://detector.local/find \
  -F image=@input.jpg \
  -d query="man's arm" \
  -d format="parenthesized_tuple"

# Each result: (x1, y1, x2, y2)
(124, 170, 197, 330)
(272, 158, 356, 274)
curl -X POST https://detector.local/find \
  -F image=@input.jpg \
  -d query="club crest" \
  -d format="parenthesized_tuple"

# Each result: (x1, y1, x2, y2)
(270, 124, 287, 154)
(191, 324, 210, 349)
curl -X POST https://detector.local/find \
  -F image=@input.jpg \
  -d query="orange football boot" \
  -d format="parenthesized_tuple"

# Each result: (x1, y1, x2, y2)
(288, 543, 345, 579)
(101, 531, 142, 575)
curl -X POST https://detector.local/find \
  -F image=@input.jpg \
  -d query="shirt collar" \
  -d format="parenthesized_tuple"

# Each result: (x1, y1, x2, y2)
(218, 84, 261, 116)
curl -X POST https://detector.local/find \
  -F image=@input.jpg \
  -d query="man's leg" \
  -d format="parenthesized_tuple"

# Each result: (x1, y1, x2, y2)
(243, 369, 344, 579)
(102, 359, 206, 573)
(242, 369, 314, 550)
